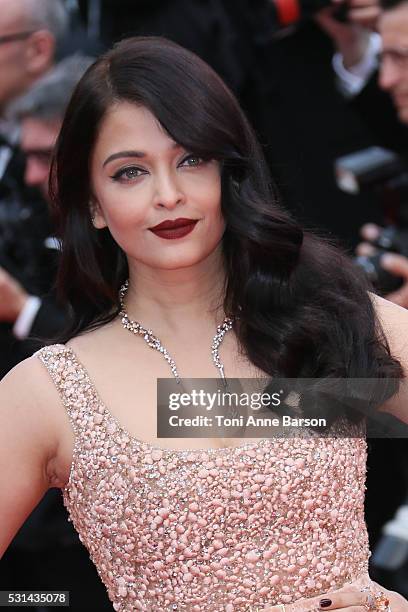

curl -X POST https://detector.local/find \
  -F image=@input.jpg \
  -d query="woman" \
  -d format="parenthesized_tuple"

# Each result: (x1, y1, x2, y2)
(1, 36, 408, 612)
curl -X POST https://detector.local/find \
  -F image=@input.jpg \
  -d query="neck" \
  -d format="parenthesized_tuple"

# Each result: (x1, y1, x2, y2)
(123, 244, 228, 335)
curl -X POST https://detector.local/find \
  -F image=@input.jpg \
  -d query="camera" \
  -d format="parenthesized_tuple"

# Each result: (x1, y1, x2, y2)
(335, 146, 408, 294)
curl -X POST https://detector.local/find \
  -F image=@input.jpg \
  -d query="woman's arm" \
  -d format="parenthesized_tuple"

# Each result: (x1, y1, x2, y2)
(0, 357, 59, 558)
(370, 292, 408, 424)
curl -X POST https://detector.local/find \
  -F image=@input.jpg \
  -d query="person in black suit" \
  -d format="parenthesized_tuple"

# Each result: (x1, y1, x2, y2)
(0, 0, 69, 379)
(353, 0, 408, 310)
(317, 0, 408, 307)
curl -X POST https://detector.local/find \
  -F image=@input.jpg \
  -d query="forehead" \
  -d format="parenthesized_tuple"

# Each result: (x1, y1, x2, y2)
(379, 4, 408, 45)
(93, 102, 174, 157)
(0, 0, 27, 32)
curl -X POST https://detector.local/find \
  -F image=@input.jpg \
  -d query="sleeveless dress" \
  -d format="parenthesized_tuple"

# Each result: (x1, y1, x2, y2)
(35, 343, 373, 612)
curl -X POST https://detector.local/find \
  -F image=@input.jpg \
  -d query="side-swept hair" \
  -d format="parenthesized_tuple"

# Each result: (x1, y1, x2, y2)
(48, 36, 404, 424)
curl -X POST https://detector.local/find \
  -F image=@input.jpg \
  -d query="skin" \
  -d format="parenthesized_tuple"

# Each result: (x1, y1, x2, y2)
(60, 101, 267, 461)
(91, 102, 227, 336)
(89, 103, 408, 608)
(378, 2, 408, 124)
(354, 5, 408, 304)
(301, 11, 408, 602)
(61, 102, 408, 607)
(316, 0, 408, 308)
(0, 0, 56, 320)
(315, 0, 381, 68)
(356, 223, 408, 307)
(0, 117, 60, 322)
(264, 582, 408, 611)
(20, 115, 60, 200)
(0, 0, 55, 113)
(1, 102, 408, 609)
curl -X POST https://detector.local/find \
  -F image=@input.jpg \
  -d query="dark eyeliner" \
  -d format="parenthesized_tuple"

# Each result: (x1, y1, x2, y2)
(179, 153, 203, 166)
(110, 166, 143, 181)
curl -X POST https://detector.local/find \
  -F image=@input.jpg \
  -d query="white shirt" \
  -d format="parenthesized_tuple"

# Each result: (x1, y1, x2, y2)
(333, 32, 382, 98)
(13, 295, 42, 339)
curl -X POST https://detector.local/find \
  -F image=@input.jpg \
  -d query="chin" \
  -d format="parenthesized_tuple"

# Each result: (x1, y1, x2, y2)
(150, 248, 221, 271)
(155, 256, 211, 270)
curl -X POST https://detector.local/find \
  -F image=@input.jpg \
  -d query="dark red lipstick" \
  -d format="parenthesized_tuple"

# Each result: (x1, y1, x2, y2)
(149, 218, 198, 240)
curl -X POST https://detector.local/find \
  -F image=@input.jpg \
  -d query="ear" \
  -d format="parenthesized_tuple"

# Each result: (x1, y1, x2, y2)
(90, 197, 108, 230)
(25, 30, 55, 76)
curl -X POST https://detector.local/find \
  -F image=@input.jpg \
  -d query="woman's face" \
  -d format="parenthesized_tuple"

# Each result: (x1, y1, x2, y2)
(90, 102, 225, 271)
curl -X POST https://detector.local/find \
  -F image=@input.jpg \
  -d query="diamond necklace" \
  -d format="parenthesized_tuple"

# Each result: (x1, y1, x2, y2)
(118, 279, 234, 384)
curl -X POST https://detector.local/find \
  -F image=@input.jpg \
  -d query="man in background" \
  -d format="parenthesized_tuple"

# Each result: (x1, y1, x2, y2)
(0, 0, 67, 115)
(358, 0, 408, 308)
(0, 0, 69, 378)
(318, 0, 408, 308)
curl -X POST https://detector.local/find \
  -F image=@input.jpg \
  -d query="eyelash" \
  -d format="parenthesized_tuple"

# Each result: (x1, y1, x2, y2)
(110, 154, 204, 182)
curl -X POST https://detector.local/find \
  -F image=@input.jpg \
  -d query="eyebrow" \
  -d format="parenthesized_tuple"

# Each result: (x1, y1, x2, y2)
(103, 150, 144, 167)
(102, 143, 181, 168)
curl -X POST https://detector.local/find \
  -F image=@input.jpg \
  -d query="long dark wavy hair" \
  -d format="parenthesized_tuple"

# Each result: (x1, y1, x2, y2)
(47, 36, 403, 424)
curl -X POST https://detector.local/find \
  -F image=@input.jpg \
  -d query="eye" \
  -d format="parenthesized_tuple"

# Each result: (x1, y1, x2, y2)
(179, 154, 203, 168)
(111, 166, 146, 182)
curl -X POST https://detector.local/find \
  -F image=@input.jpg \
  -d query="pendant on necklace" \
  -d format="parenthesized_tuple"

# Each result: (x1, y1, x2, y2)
(118, 279, 234, 384)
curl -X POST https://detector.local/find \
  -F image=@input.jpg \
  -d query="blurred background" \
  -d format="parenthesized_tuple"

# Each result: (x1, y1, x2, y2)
(0, 0, 408, 608)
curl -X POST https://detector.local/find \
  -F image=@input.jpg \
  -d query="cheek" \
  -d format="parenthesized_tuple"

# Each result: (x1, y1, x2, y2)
(206, 186, 224, 230)
(110, 198, 146, 227)
(199, 190, 226, 244)
(193, 169, 223, 217)
(94, 184, 150, 244)
(0, 47, 15, 64)
(0, 54, 18, 89)
(4, 48, 25, 73)
(203, 188, 222, 217)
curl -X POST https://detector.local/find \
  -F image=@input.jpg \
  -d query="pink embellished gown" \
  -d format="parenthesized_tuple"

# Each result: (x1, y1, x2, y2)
(35, 344, 373, 612)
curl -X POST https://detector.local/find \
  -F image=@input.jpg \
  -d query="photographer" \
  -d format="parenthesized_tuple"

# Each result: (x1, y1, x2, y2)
(318, 0, 408, 308)
(0, 0, 69, 379)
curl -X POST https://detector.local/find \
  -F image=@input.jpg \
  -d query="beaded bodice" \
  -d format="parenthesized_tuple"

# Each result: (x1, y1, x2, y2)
(36, 344, 371, 612)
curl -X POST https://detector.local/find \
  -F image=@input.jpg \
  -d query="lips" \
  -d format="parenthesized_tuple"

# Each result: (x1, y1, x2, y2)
(149, 218, 198, 240)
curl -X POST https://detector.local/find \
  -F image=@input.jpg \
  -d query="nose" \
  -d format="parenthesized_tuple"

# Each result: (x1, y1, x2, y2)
(24, 157, 49, 189)
(379, 56, 401, 91)
(153, 170, 185, 209)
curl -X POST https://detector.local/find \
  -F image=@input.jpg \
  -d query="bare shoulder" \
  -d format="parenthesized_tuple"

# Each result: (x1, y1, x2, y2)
(0, 348, 80, 490)
(370, 292, 408, 371)
(65, 318, 118, 356)
(1, 353, 54, 414)
(370, 290, 408, 322)
(369, 292, 408, 423)
(1, 354, 62, 468)
(0, 354, 68, 556)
